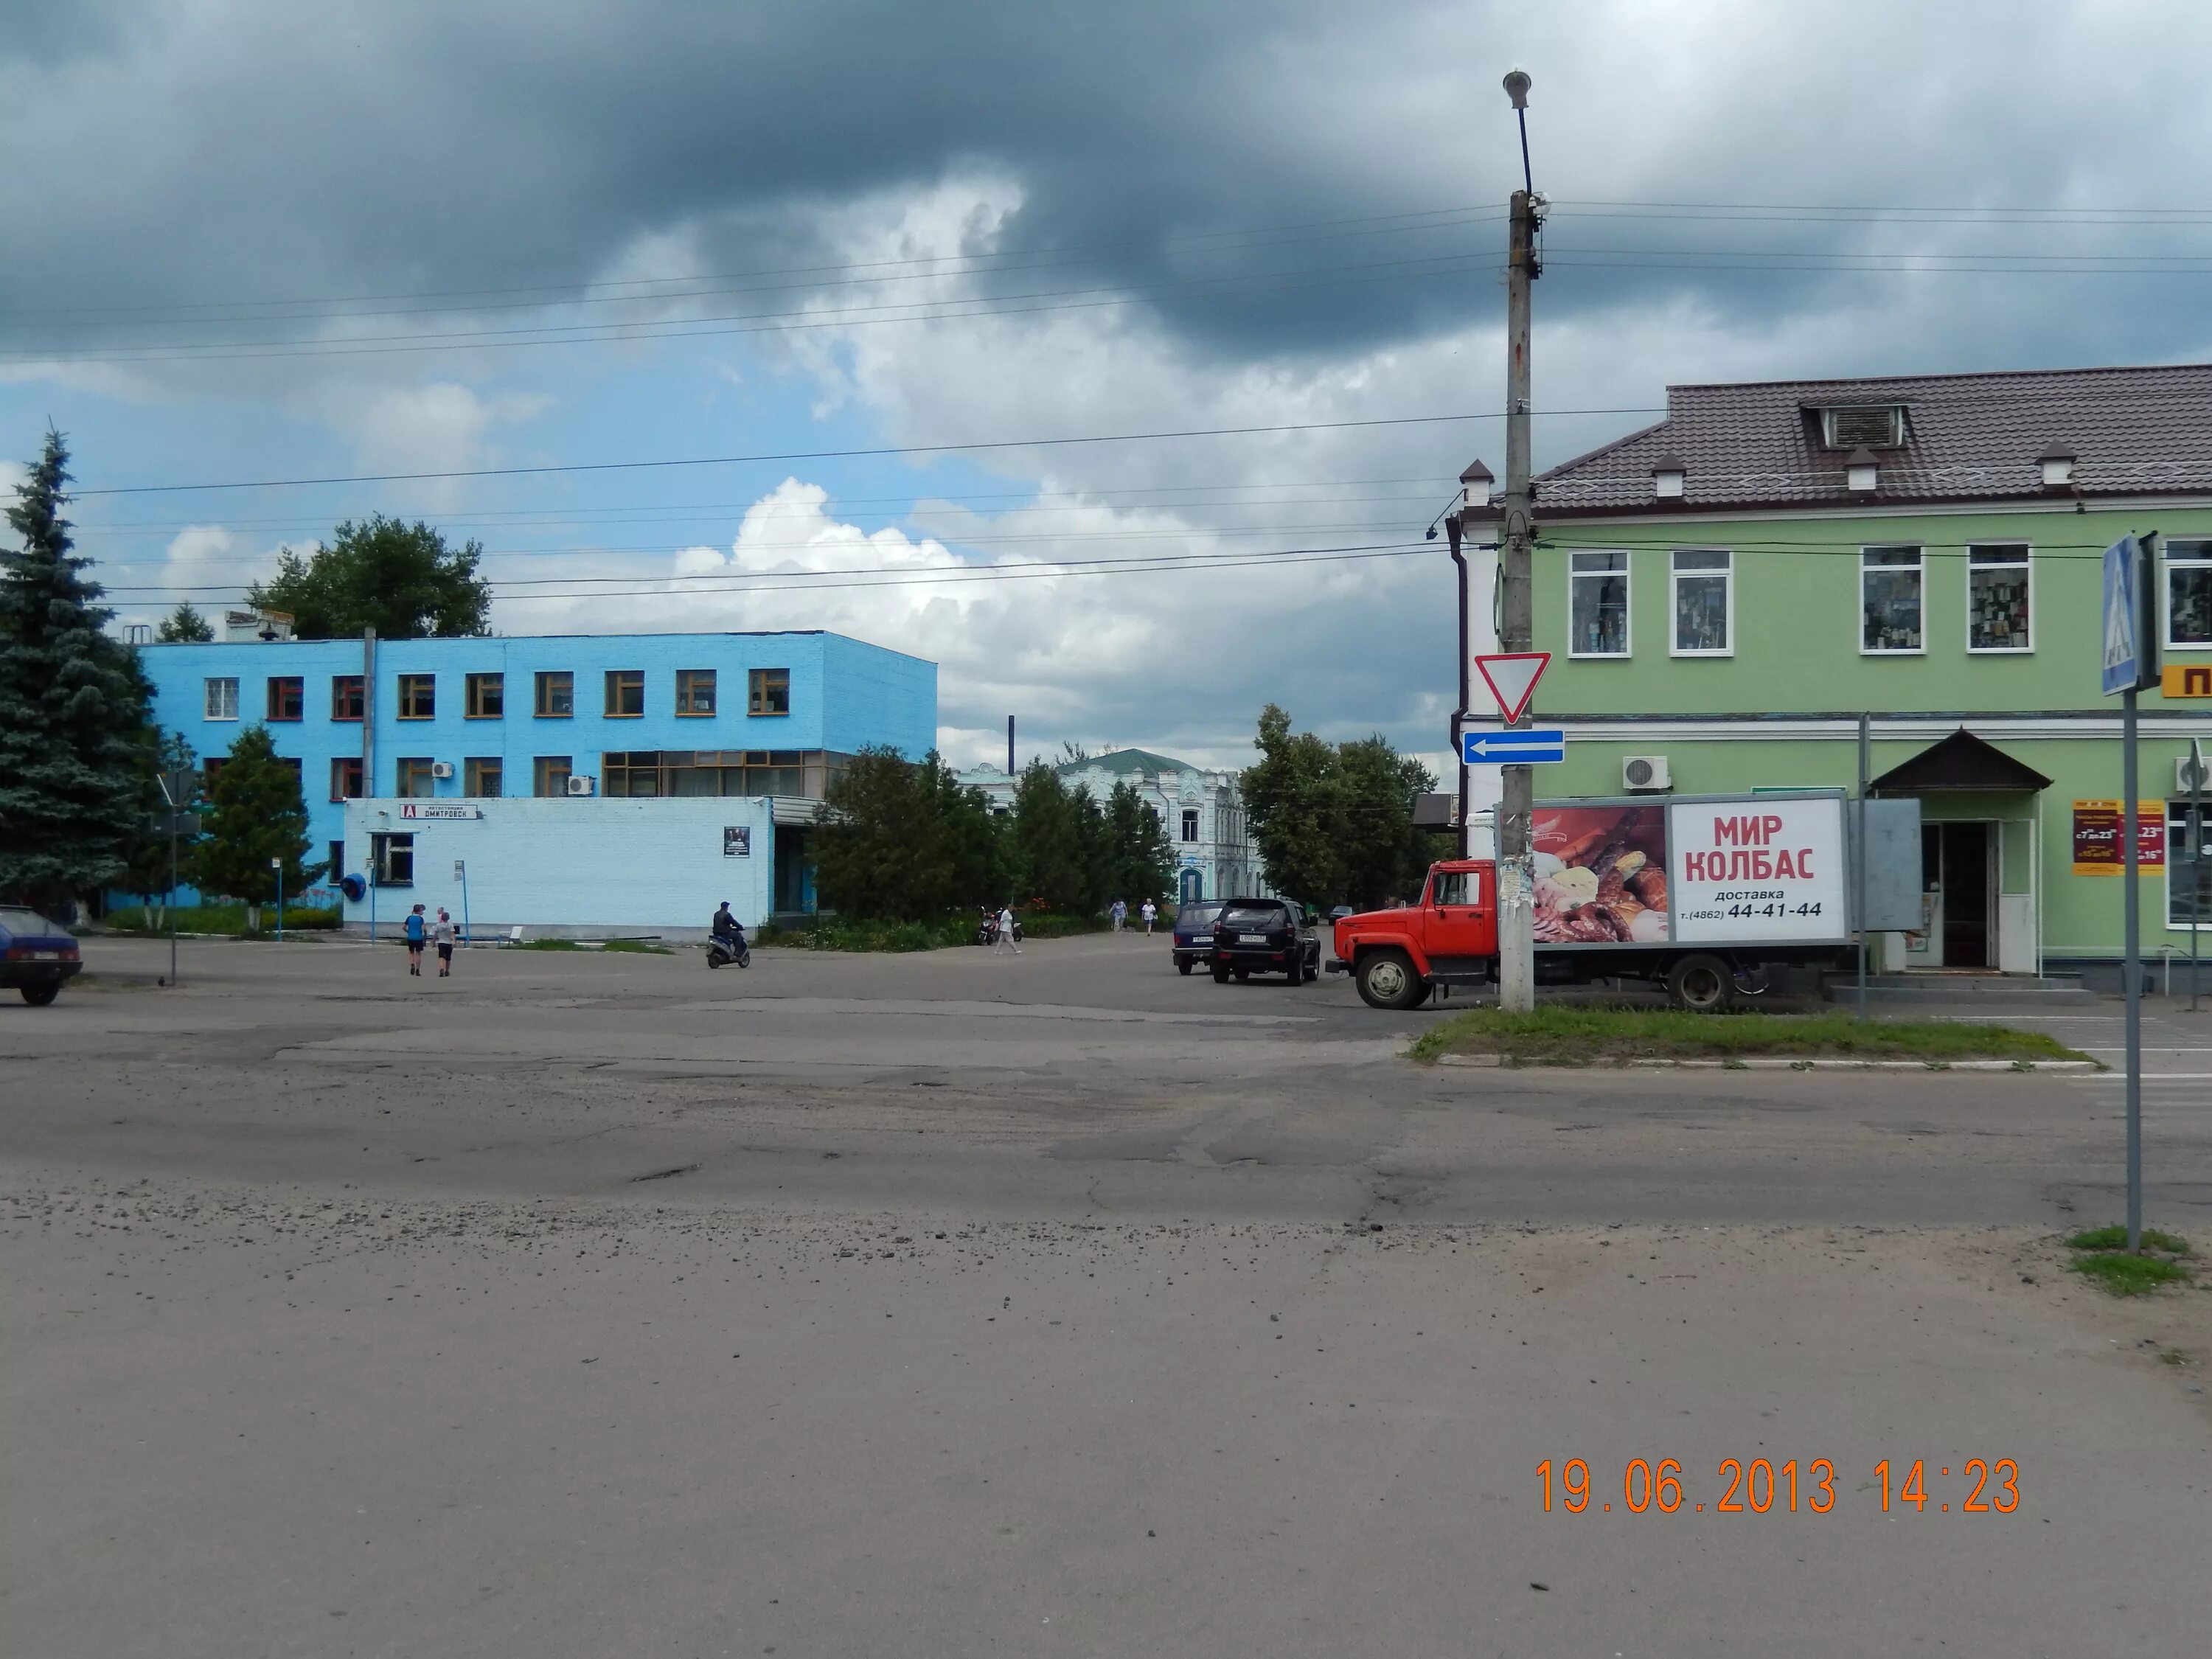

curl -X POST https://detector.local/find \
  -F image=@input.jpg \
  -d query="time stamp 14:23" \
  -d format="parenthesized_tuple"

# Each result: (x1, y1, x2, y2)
(1537, 1458, 2021, 1516)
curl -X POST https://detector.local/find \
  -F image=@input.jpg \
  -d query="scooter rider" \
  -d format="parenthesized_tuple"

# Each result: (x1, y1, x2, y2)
(712, 902, 744, 947)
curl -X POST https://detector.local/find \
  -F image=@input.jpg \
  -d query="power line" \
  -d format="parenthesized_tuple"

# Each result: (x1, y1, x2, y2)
(72, 408, 1667, 498)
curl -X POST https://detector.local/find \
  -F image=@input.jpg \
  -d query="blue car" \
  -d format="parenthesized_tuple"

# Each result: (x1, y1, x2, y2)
(1171, 901, 1225, 975)
(0, 906, 82, 1006)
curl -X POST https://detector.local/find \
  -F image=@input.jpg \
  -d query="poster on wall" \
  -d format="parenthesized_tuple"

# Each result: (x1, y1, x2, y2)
(1531, 804, 1670, 944)
(723, 825, 751, 858)
(1666, 796, 1847, 942)
(2070, 800, 2165, 875)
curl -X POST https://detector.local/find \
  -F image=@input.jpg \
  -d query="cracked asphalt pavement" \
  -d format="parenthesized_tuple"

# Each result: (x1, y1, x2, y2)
(6, 931, 2211, 1656)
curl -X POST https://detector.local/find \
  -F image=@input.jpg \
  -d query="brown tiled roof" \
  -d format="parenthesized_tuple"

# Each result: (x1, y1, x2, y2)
(1474, 363, 2212, 518)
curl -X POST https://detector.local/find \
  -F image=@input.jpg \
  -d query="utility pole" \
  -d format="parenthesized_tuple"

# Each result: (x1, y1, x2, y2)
(1496, 68, 1542, 1013)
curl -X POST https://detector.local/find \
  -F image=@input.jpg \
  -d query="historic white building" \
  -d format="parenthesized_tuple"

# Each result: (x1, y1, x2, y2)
(957, 748, 1268, 905)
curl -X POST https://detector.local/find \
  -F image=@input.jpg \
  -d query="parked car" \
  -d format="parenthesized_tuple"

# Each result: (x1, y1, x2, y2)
(1208, 897, 1320, 985)
(0, 907, 83, 1006)
(1170, 900, 1225, 975)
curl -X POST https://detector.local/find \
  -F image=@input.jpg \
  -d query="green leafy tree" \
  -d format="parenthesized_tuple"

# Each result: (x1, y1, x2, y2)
(0, 430, 156, 911)
(192, 726, 321, 929)
(1009, 761, 1107, 914)
(120, 731, 201, 928)
(247, 514, 491, 639)
(155, 601, 215, 642)
(815, 747, 1008, 922)
(1240, 706, 1441, 910)
(1103, 780, 1175, 908)
(1239, 703, 1343, 905)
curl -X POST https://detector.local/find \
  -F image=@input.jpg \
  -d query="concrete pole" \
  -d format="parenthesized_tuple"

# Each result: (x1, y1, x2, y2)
(1495, 185, 1539, 1013)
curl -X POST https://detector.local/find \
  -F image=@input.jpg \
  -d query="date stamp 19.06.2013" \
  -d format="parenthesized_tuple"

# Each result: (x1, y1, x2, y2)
(1537, 1457, 2020, 1517)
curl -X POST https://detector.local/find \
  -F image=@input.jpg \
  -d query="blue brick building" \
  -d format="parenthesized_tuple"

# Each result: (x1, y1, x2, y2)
(136, 629, 935, 924)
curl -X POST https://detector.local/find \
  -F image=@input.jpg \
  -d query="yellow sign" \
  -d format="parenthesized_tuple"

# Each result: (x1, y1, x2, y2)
(2163, 662, 2212, 698)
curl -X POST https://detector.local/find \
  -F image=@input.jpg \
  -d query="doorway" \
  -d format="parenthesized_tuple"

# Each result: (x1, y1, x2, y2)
(1907, 821, 1995, 969)
(1179, 866, 1203, 905)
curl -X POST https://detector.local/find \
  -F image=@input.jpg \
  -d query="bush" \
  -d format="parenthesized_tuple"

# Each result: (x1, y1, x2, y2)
(107, 902, 340, 936)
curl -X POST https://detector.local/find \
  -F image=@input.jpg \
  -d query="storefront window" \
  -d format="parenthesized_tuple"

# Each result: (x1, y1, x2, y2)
(1670, 549, 1731, 654)
(1861, 546, 1924, 653)
(1569, 552, 1629, 657)
(2173, 801, 2211, 930)
(2168, 540, 2212, 647)
(1966, 545, 2031, 651)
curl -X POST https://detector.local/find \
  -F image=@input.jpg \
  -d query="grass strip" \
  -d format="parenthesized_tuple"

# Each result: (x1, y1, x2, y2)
(756, 914, 1115, 953)
(1405, 1006, 2084, 1065)
(2065, 1224, 2196, 1298)
(599, 939, 672, 955)
(509, 938, 582, 951)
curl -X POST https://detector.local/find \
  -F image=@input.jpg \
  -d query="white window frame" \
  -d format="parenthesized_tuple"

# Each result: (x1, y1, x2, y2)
(1859, 545, 1927, 656)
(1568, 550, 1632, 659)
(1964, 543, 2034, 655)
(2168, 801, 2210, 933)
(204, 676, 239, 720)
(1669, 547, 1733, 657)
(1180, 809, 1200, 844)
(2166, 538, 2212, 650)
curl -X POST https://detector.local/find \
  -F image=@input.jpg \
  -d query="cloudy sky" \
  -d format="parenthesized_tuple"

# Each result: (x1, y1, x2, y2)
(5, 0, 2208, 775)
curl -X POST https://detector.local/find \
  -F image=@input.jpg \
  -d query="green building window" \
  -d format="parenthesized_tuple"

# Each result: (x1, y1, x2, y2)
(1861, 546, 1924, 653)
(1569, 552, 1629, 657)
(2169, 540, 2212, 647)
(1966, 545, 2031, 653)
(1671, 549, 1731, 655)
(2171, 801, 2211, 931)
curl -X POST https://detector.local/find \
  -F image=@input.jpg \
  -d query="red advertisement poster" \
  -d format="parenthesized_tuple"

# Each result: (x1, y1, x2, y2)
(1531, 804, 1669, 944)
(2070, 800, 2165, 875)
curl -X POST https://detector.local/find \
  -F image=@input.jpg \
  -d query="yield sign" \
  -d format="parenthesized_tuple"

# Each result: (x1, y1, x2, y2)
(1473, 652, 1551, 723)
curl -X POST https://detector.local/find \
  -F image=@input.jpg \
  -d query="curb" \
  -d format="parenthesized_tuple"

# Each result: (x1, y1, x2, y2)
(1431, 1054, 2099, 1074)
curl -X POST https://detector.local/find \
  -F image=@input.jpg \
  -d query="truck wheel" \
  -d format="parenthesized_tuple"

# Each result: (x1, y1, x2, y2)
(1356, 950, 1425, 1011)
(21, 982, 60, 1006)
(1666, 954, 1734, 1013)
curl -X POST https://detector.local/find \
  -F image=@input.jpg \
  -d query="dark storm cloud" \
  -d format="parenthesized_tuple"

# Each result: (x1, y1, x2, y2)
(3, 1, 2208, 374)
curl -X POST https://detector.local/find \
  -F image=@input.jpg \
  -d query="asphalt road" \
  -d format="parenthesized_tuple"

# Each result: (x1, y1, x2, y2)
(6, 931, 2211, 1657)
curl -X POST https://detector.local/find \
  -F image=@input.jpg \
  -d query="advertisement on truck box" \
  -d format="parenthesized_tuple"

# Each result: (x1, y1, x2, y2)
(1667, 796, 1847, 943)
(1531, 804, 1670, 944)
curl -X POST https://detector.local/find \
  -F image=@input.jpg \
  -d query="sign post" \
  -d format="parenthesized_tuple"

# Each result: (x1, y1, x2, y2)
(455, 860, 470, 947)
(156, 770, 195, 988)
(272, 856, 284, 941)
(2191, 739, 2206, 1012)
(2102, 532, 2160, 1251)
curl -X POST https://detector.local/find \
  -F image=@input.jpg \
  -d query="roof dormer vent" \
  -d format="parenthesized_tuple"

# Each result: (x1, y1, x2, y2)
(1651, 453, 1686, 500)
(1846, 448, 1880, 494)
(2038, 445, 2076, 488)
(1819, 404, 1907, 451)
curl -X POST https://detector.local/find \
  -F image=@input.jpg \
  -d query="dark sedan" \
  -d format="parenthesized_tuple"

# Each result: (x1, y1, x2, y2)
(1208, 898, 1320, 985)
(0, 907, 82, 1006)
(1170, 900, 1225, 975)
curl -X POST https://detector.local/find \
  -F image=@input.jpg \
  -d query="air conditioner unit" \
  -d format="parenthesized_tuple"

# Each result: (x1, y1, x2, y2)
(1621, 754, 1672, 793)
(566, 774, 597, 796)
(2180, 756, 2212, 794)
(429, 762, 455, 780)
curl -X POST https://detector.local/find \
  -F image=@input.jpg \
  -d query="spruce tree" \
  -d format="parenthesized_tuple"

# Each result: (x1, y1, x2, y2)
(193, 726, 321, 930)
(0, 431, 154, 911)
(156, 602, 215, 642)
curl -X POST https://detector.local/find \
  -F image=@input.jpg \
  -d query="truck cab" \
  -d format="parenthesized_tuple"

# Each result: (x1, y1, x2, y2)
(1327, 861, 1498, 1009)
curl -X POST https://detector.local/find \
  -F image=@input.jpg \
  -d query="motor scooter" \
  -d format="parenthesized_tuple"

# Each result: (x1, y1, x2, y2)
(707, 928, 751, 968)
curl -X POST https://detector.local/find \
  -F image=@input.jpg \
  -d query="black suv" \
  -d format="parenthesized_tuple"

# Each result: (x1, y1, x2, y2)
(1209, 898, 1320, 984)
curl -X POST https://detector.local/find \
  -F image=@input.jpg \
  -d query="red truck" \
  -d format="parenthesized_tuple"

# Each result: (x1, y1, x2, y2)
(1326, 790, 1865, 1012)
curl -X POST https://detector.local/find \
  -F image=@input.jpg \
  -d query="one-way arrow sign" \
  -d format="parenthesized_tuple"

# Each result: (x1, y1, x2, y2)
(1461, 728, 1566, 765)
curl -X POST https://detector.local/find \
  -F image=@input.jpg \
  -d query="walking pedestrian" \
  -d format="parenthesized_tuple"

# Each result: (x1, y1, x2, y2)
(1140, 899, 1158, 936)
(403, 903, 427, 975)
(433, 908, 456, 978)
(993, 902, 1020, 955)
(1110, 898, 1127, 933)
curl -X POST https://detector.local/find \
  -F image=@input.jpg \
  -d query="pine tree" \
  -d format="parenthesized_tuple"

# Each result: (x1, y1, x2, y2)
(156, 602, 215, 642)
(192, 726, 321, 930)
(0, 431, 154, 911)
(1105, 780, 1175, 908)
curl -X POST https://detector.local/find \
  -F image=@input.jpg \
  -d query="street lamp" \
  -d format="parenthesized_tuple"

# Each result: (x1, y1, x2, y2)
(1503, 68, 1534, 195)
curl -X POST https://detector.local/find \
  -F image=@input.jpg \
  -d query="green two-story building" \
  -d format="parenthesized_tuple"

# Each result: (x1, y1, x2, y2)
(1464, 363, 2212, 978)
